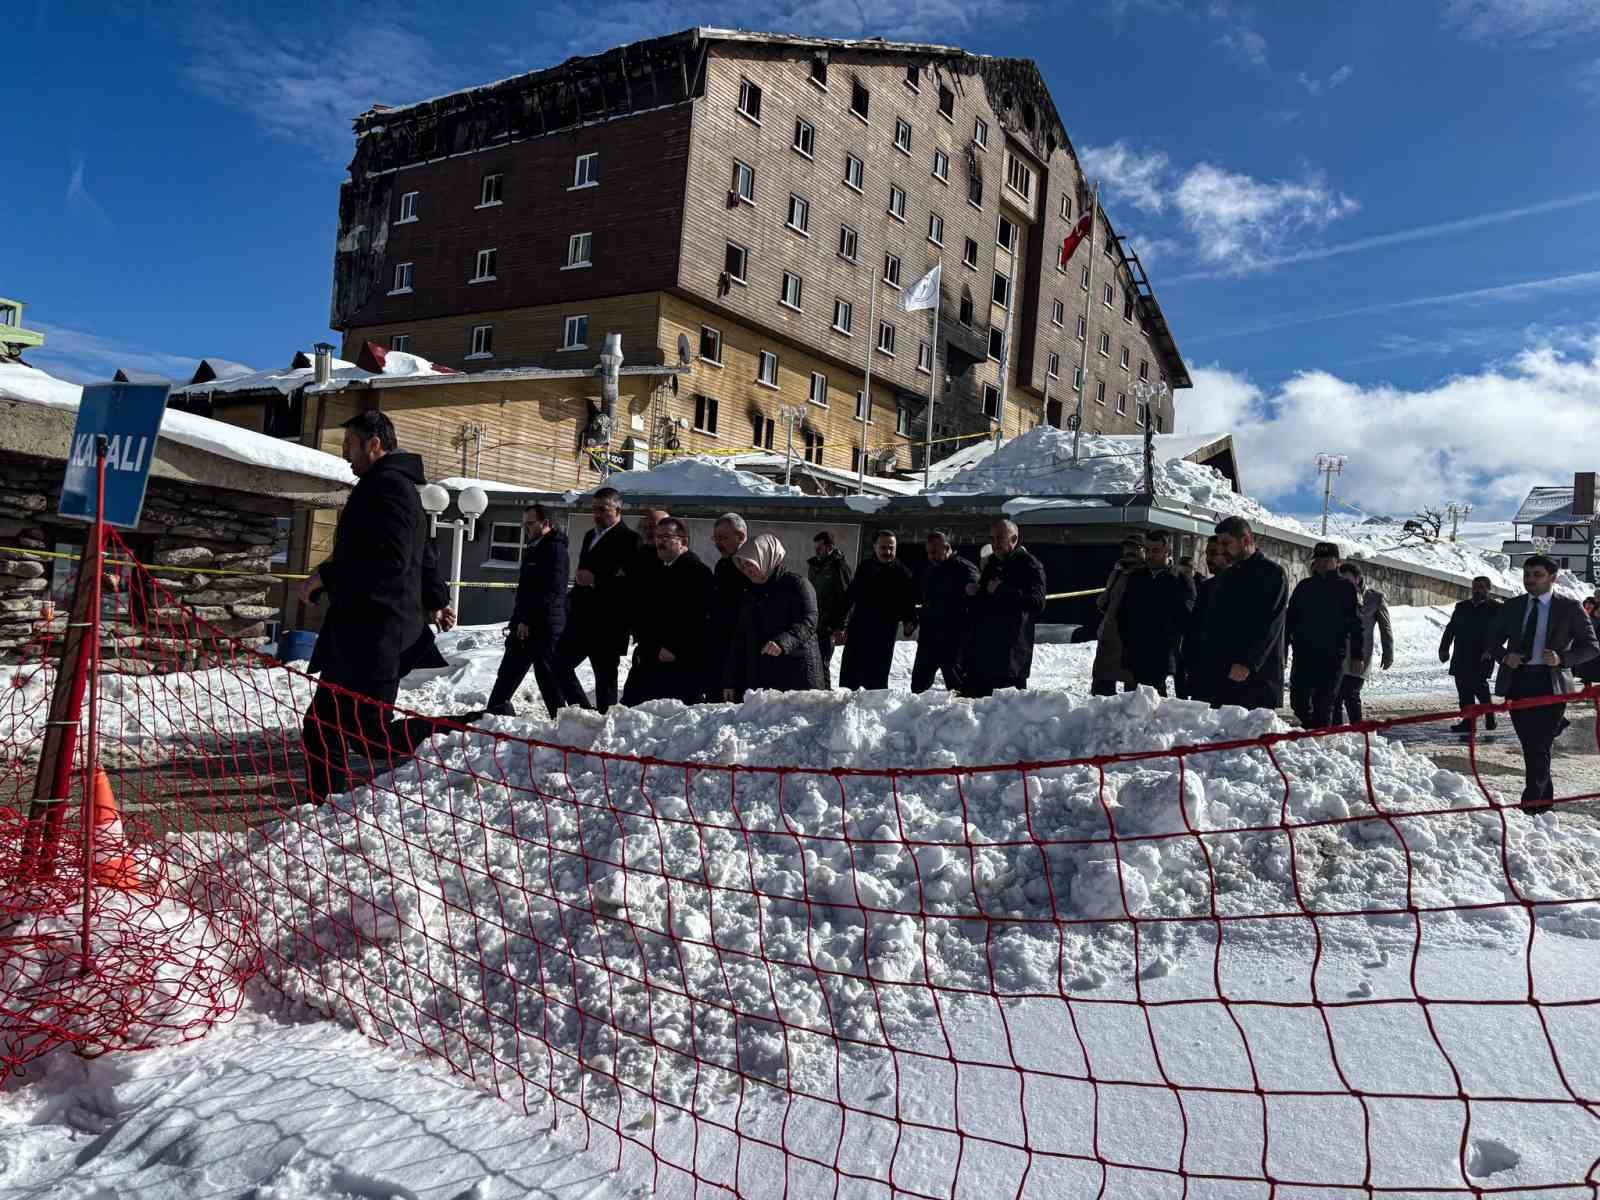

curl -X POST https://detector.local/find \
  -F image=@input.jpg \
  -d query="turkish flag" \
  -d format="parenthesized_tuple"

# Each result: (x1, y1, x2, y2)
(1059, 211, 1093, 266)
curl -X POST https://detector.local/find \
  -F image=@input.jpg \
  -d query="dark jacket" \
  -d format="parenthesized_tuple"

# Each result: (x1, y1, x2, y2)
(726, 567, 824, 694)
(1581, 612, 1600, 684)
(398, 537, 451, 675)
(1119, 565, 1197, 679)
(1344, 588, 1394, 679)
(919, 554, 980, 640)
(626, 534, 665, 640)
(1287, 571, 1364, 663)
(309, 450, 428, 686)
(1439, 596, 1503, 677)
(840, 557, 916, 688)
(566, 519, 642, 657)
(705, 555, 749, 690)
(1203, 550, 1289, 702)
(971, 546, 1049, 682)
(630, 549, 714, 702)
(511, 529, 570, 640)
(808, 549, 854, 635)
(1488, 592, 1600, 696)
(1184, 573, 1220, 699)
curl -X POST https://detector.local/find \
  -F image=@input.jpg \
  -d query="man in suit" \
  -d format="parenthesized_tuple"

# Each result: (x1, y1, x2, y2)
(487, 504, 570, 718)
(910, 529, 978, 693)
(1488, 554, 1600, 813)
(704, 513, 749, 701)
(1118, 530, 1197, 697)
(1439, 575, 1502, 733)
(621, 517, 714, 705)
(553, 486, 641, 712)
(838, 530, 916, 690)
(1286, 542, 1364, 729)
(1205, 516, 1290, 711)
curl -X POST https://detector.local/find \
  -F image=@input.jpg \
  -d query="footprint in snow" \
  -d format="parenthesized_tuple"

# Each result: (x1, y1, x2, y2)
(1466, 1137, 1520, 1178)
(1347, 980, 1373, 998)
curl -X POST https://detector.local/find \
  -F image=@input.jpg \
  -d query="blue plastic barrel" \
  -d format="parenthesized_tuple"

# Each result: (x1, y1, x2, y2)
(276, 629, 317, 663)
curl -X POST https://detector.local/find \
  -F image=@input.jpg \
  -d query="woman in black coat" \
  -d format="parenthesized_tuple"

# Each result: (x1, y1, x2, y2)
(723, 534, 824, 699)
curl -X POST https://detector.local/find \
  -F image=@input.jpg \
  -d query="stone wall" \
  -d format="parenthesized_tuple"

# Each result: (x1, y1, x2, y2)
(0, 454, 290, 670)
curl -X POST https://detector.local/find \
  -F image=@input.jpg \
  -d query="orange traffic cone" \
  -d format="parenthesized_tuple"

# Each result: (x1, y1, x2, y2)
(89, 769, 142, 891)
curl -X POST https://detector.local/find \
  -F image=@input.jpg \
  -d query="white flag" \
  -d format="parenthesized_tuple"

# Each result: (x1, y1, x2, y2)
(901, 262, 941, 312)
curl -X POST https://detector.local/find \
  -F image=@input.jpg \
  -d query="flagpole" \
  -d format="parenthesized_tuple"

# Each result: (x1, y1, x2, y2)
(1074, 182, 1100, 464)
(858, 269, 878, 493)
(922, 259, 942, 491)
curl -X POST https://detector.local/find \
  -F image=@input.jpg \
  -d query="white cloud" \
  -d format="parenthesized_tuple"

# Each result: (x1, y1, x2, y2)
(65, 156, 112, 231)
(1441, 0, 1600, 45)
(1173, 163, 1359, 269)
(1580, 58, 1600, 103)
(1215, 25, 1269, 68)
(1181, 334, 1600, 516)
(1295, 64, 1354, 95)
(1078, 141, 1171, 213)
(29, 323, 198, 386)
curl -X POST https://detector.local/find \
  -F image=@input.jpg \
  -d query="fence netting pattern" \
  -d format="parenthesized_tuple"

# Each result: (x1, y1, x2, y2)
(2, 531, 1599, 1198)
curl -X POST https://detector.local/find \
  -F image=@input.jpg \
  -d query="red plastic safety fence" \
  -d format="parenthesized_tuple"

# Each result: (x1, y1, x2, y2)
(2, 531, 1600, 1198)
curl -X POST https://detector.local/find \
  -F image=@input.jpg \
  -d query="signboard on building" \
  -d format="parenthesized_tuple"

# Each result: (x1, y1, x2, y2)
(1589, 522, 1600, 585)
(58, 382, 170, 529)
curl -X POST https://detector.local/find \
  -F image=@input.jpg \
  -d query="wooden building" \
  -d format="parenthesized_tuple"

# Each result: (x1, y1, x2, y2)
(331, 28, 1191, 480)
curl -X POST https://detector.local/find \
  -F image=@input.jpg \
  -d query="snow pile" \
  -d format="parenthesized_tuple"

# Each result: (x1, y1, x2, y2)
(0, 361, 355, 487)
(1324, 514, 1588, 594)
(227, 687, 1600, 1122)
(931, 426, 1278, 522)
(602, 455, 801, 497)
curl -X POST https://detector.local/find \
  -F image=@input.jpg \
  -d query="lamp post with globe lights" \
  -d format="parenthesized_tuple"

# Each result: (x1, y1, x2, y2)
(419, 482, 488, 615)
(1130, 377, 1170, 496)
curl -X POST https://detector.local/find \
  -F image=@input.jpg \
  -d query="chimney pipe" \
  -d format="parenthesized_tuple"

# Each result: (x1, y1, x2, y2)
(313, 342, 334, 387)
(1576, 471, 1596, 519)
(597, 332, 624, 423)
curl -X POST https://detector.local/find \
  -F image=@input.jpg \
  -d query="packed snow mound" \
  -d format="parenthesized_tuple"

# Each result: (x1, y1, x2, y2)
(930, 426, 1279, 519)
(227, 687, 1600, 1114)
(603, 455, 800, 497)
(1322, 514, 1587, 595)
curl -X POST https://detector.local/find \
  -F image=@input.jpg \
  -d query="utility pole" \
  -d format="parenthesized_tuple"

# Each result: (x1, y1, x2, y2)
(1446, 502, 1473, 542)
(1073, 183, 1101, 464)
(779, 403, 804, 489)
(1316, 454, 1347, 535)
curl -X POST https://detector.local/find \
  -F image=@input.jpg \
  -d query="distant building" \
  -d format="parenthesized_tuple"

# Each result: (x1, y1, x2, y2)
(1503, 473, 1597, 577)
(329, 28, 1191, 479)
(0, 297, 45, 363)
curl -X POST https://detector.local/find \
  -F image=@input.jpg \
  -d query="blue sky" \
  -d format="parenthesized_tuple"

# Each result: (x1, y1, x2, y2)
(6, 0, 1600, 518)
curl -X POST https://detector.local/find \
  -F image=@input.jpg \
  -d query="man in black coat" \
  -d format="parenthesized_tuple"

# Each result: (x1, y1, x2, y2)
(838, 530, 916, 690)
(965, 518, 1049, 698)
(487, 504, 570, 718)
(1286, 541, 1364, 729)
(299, 411, 428, 803)
(704, 513, 750, 701)
(1118, 530, 1197, 697)
(553, 486, 641, 713)
(1487, 554, 1600, 812)
(1182, 536, 1228, 702)
(1205, 516, 1290, 711)
(622, 518, 713, 705)
(808, 530, 853, 688)
(1439, 575, 1502, 733)
(911, 530, 979, 693)
(626, 508, 671, 629)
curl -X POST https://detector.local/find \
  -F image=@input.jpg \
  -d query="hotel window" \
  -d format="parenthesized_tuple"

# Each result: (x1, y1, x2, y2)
(724, 241, 748, 283)
(751, 412, 774, 449)
(803, 428, 825, 463)
(1124, 292, 1137, 321)
(1005, 155, 1034, 201)
(1096, 380, 1107, 405)
(888, 184, 906, 220)
(894, 117, 912, 154)
(1076, 314, 1087, 340)
(787, 193, 811, 234)
(561, 314, 588, 350)
(968, 173, 983, 208)
(905, 64, 921, 91)
(917, 341, 933, 372)
(793, 118, 815, 157)
(997, 216, 1018, 252)
(1047, 351, 1060, 377)
(738, 78, 763, 122)
(699, 326, 722, 364)
(844, 153, 864, 191)
(1098, 331, 1111, 355)
(896, 405, 912, 436)
(398, 191, 418, 222)
(1074, 367, 1083, 391)
(938, 84, 955, 120)
(472, 248, 497, 281)
(566, 233, 592, 268)
(488, 523, 523, 564)
(974, 117, 988, 147)
(838, 224, 859, 261)
(933, 148, 949, 181)
(1120, 346, 1131, 370)
(928, 211, 944, 246)
(469, 324, 493, 358)
(851, 78, 870, 120)
(877, 321, 897, 355)
(833, 297, 854, 334)
(390, 334, 411, 352)
(963, 237, 979, 269)
(988, 327, 1004, 361)
(959, 289, 974, 325)
(693, 394, 719, 434)
(390, 262, 413, 293)
(731, 159, 755, 204)
(1116, 392, 1128, 415)
(781, 271, 804, 310)
(1081, 265, 1091, 290)
(1139, 359, 1150, 381)
(983, 383, 1000, 418)
(811, 55, 827, 88)
(1103, 282, 1114, 307)
(883, 253, 902, 287)
(855, 390, 871, 421)
(757, 350, 778, 387)
(809, 372, 829, 406)
(1060, 193, 1072, 220)
(573, 152, 599, 188)
(479, 173, 503, 206)
(1050, 299, 1065, 326)
(992, 271, 1011, 308)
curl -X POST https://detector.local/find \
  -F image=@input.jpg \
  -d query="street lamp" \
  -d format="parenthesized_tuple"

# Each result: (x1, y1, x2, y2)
(778, 403, 805, 489)
(1130, 378, 1170, 495)
(420, 482, 488, 615)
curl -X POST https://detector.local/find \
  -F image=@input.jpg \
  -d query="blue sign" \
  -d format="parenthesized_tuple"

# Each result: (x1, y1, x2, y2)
(58, 382, 170, 529)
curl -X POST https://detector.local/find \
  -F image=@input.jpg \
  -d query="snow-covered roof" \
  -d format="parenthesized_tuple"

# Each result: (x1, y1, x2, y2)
(726, 452, 924, 496)
(188, 358, 256, 385)
(0, 361, 355, 488)
(432, 476, 545, 495)
(602, 456, 801, 498)
(920, 431, 1235, 492)
(169, 352, 369, 398)
(1512, 486, 1580, 525)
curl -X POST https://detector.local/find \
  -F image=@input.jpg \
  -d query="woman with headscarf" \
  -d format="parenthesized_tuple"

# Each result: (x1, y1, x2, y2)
(722, 533, 824, 699)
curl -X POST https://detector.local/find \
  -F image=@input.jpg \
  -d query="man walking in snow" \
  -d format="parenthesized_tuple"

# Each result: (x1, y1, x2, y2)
(838, 529, 916, 690)
(704, 513, 749, 701)
(911, 529, 978, 693)
(1205, 517, 1289, 711)
(808, 530, 853, 688)
(1439, 575, 1501, 733)
(1487, 554, 1599, 813)
(1286, 542, 1364, 730)
(1183, 535, 1228, 703)
(1090, 538, 1146, 696)
(965, 518, 1048, 697)
(622, 518, 713, 705)
(486, 504, 569, 719)
(553, 486, 640, 713)
(1332, 562, 1393, 725)
(1117, 530, 1196, 697)
(299, 411, 429, 803)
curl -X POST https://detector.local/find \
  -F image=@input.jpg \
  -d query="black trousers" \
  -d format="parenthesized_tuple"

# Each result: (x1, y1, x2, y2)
(1090, 679, 1122, 697)
(1212, 675, 1281, 712)
(964, 672, 1024, 699)
(1173, 649, 1189, 700)
(620, 651, 701, 706)
(817, 630, 839, 689)
(1507, 668, 1564, 804)
(910, 635, 966, 693)
(554, 629, 621, 713)
(1290, 652, 1344, 730)
(1333, 674, 1365, 725)
(302, 677, 400, 803)
(487, 630, 564, 718)
(1132, 668, 1170, 697)
(1454, 671, 1494, 714)
(839, 633, 895, 691)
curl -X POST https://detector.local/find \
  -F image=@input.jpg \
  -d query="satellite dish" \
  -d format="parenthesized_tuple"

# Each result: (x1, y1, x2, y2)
(677, 333, 692, 366)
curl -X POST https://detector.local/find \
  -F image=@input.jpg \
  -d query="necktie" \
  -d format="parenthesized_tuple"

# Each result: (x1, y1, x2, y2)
(1518, 598, 1539, 660)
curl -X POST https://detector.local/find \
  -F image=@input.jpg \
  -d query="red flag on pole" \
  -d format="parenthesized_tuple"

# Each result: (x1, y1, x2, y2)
(1059, 211, 1093, 266)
